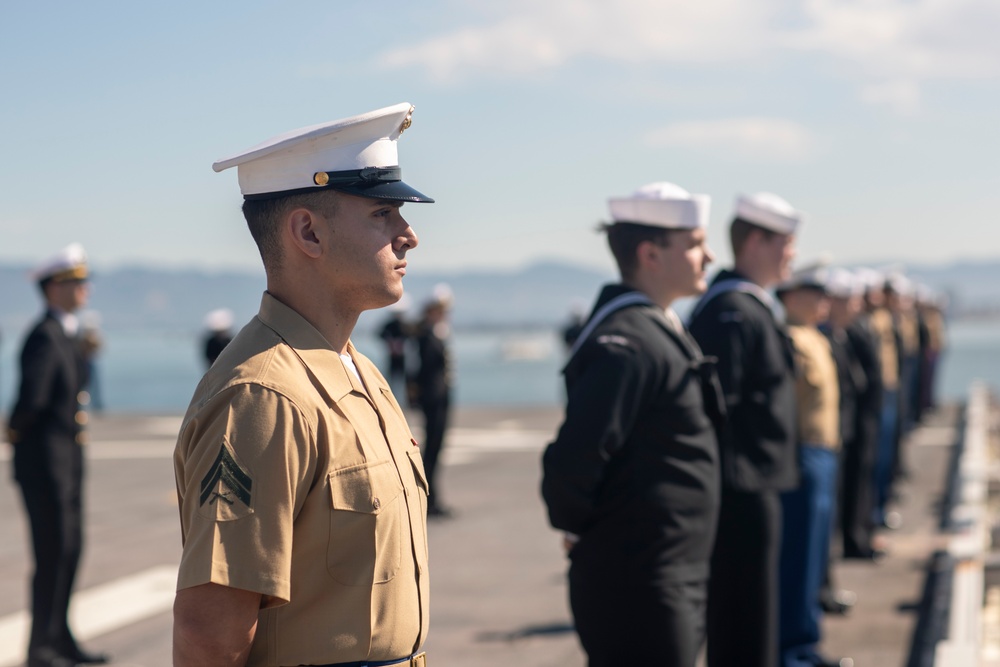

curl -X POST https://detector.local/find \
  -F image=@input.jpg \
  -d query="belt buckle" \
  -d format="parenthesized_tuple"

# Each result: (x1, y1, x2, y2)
(410, 653, 427, 667)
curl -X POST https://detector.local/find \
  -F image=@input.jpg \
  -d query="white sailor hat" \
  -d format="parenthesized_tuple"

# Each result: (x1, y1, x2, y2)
(825, 268, 863, 299)
(776, 260, 830, 294)
(884, 271, 913, 296)
(853, 267, 885, 293)
(607, 182, 710, 230)
(212, 102, 433, 203)
(31, 243, 88, 284)
(734, 192, 804, 235)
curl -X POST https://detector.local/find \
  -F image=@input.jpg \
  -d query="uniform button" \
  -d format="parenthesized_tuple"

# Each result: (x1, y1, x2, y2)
(75, 433, 87, 445)
(75, 411, 89, 426)
(77, 391, 91, 406)
(373, 498, 381, 511)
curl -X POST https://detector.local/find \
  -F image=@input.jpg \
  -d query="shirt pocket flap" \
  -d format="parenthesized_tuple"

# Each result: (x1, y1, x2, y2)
(328, 459, 402, 515)
(407, 449, 430, 495)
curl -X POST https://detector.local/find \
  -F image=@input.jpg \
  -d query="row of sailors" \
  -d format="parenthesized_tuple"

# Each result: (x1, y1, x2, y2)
(541, 183, 946, 667)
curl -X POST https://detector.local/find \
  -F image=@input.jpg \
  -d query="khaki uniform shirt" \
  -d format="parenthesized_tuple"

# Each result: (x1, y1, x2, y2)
(896, 309, 920, 356)
(924, 309, 946, 352)
(174, 293, 430, 666)
(788, 324, 840, 450)
(869, 307, 899, 390)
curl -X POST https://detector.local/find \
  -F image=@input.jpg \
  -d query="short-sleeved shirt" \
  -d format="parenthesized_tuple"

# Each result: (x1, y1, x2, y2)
(174, 293, 430, 666)
(869, 307, 899, 390)
(788, 324, 840, 450)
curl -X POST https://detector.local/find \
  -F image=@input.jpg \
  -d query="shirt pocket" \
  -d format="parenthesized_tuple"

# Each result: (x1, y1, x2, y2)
(327, 458, 403, 586)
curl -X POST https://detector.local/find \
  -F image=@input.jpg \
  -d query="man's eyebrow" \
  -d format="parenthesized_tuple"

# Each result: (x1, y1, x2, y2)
(370, 199, 404, 209)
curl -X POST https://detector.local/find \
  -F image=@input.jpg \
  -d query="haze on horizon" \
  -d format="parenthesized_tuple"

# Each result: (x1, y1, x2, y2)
(2, 1, 999, 277)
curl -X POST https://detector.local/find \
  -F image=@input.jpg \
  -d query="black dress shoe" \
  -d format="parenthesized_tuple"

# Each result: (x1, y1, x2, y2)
(820, 589, 857, 615)
(64, 647, 110, 665)
(27, 648, 76, 667)
(809, 653, 854, 667)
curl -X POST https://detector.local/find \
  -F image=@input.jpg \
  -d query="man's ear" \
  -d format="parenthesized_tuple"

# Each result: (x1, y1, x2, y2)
(285, 207, 324, 259)
(636, 239, 660, 270)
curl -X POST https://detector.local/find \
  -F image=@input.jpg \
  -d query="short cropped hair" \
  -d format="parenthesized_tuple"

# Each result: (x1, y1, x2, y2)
(241, 190, 340, 270)
(605, 222, 672, 281)
(729, 216, 776, 258)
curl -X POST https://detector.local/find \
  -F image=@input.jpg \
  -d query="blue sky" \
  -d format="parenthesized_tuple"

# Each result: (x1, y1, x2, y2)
(2, 1, 998, 277)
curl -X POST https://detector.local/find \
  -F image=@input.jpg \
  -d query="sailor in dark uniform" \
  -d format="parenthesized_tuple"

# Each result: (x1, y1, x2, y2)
(412, 284, 455, 517)
(687, 192, 802, 667)
(6, 244, 109, 667)
(832, 269, 885, 562)
(543, 182, 725, 666)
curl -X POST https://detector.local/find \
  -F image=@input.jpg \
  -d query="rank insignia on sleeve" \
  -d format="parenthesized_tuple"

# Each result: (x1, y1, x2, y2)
(197, 442, 254, 521)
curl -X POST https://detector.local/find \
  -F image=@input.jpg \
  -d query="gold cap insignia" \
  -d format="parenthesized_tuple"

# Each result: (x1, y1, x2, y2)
(400, 105, 415, 134)
(314, 172, 330, 186)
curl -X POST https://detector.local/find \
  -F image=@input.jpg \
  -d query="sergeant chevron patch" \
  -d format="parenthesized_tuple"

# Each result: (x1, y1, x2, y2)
(198, 442, 254, 521)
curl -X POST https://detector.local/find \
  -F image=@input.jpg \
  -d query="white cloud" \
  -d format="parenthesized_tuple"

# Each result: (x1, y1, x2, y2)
(791, 0, 1000, 81)
(378, 0, 779, 83)
(377, 0, 1000, 113)
(859, 79, 921, 115)
(646, 118, 820, 162)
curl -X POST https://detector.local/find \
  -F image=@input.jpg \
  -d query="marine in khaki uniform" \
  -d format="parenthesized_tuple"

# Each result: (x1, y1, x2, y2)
(865, 273, 901, 527)
(775, 264, 849, 667)
(173, 104, 433, 666)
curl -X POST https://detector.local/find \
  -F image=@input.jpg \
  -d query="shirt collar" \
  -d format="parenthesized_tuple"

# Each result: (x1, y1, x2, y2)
(255, 292, 373, 404)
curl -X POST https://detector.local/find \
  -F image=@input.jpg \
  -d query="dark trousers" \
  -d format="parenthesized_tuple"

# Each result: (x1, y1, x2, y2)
(840, 429, 876, 556)
(706, 489, 781, 667)
(779, 446, 838, 667)
(17, 467, 83, 655)
(874, 389, 898, 524)
(420, 394, 450, 507)
(570, 557, 708, 667)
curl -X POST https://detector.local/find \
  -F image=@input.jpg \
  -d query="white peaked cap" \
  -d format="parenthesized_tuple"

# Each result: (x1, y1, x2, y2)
(204, 308, 234, 331)
(607, 181, 710, 230)
(734, 192, 804, 234)
(31, 242, 88, 283)
(825, 268, 863, 299)
(212, 103, 433, 202)
(429, 282, 454, 307)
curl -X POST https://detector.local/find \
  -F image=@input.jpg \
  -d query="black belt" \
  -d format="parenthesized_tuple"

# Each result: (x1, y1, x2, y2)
(314, 652, 426, 667)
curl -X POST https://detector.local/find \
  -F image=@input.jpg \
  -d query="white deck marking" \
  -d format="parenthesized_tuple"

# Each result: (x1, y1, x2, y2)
(0, 565, 178, 667)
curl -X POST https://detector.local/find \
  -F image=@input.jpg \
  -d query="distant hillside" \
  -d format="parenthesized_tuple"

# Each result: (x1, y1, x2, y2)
(1, 257, 997, 338)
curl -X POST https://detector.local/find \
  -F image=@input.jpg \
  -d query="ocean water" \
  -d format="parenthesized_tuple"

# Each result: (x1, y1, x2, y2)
(0, 320, 996, 414)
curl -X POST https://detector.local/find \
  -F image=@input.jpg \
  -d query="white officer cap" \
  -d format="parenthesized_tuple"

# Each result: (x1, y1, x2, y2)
(733, 192, 804, 235)
(825, 268, 863, 299)
(204, 308, 234, 331)
(31, 243, 88, 284)
(607, 182, 710, 230)
(427, 282, 454, 308)
(776, 260, 830, 294)
(212, 102, 433, 203)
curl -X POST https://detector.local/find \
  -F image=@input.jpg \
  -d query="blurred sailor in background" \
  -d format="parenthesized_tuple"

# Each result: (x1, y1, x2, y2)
(411, 283, 455, 518)
(201, 308, 235, 369)
(7, 243, 109, 667)
(688, 192, 802, 667)
(543, 182, 724, 666)
(775, 263, 851, 667)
